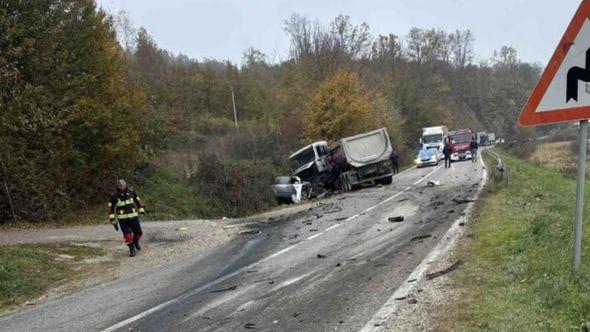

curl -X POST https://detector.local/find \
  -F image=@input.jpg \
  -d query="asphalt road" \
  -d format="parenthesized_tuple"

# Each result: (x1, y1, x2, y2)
(0, 159, 484, 332)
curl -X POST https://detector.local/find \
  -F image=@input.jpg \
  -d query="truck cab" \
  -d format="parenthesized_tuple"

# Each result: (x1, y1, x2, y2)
(449, 129, 474, 161)
(421, 126, 448, 160)
(288, 141, 329, 183)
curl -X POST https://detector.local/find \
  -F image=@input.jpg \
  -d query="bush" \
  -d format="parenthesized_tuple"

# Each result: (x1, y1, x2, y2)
(192, 153, 280, 218)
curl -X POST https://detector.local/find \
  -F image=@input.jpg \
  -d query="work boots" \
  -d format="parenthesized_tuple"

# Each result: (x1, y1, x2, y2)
(134, 240, 141, 251)
(128, 243, 136, 257)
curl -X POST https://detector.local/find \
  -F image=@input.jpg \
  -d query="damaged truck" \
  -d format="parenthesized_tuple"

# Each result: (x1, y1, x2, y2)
(288, 128, 394, 192)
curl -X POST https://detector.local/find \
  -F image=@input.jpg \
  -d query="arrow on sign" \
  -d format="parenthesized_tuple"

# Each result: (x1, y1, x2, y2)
(567, 47, 590, 102)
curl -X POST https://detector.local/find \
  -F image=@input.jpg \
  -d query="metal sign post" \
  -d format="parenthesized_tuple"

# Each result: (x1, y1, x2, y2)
(573, 120, 588, 270)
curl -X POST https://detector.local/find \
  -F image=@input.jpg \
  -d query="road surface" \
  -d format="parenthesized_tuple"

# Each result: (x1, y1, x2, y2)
(0, 159, 484, 332)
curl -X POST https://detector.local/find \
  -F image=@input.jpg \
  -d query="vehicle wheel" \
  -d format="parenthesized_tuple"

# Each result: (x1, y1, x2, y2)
(381, 175, 393, 185)
(340, 174, 347, 192)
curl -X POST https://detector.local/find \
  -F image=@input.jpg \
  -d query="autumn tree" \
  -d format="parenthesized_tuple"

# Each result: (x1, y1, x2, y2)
(303, 71, 376, 143)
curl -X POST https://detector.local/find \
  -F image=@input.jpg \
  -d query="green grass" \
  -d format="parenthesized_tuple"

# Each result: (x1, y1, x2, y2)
(138, 169, 218, 221)
(0, 244, 105, 311)
(443, 151, 590, 331)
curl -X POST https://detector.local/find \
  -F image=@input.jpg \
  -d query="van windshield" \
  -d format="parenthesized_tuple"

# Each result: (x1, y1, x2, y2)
(422, 134, 443, 144)
(289, 147, 315, 170)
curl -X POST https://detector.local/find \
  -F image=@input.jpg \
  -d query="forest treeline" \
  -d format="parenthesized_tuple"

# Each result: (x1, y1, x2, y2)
(0, 0, 549, 223)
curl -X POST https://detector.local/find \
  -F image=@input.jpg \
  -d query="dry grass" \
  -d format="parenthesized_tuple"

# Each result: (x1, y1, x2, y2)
(529, 141, 579, 175)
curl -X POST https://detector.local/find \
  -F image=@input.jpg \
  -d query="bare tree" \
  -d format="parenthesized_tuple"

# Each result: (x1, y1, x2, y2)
(114, 9, 137, 53)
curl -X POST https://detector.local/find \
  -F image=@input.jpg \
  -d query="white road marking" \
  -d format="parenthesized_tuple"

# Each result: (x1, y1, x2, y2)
(360, 158, 488, 332)
(306, 232, 324, 240)
(413, 165, 443, 185)
(101, 165, 443, 332)
(325, 224, 341, 232)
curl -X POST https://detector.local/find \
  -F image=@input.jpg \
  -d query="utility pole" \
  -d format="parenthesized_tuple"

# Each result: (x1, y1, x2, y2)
(230, 84, 238, 129)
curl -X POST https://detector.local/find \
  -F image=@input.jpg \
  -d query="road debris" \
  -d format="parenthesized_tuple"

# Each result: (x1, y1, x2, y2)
(317, 254, 327, 258)
(210, 285, 238, 293)
(388, 216, 405, 222)
(452, 198, 476, 205)
(427, 180, 440, 187)
(410, 234, 432, 241)
(238, 230, 261, 235)
(426, 260, 464, 280)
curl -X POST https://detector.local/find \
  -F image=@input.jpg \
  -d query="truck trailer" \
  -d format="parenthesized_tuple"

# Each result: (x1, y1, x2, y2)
(288, 128, 394, 192)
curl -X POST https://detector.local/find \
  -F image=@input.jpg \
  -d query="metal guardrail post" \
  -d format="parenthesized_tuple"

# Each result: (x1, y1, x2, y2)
(484, 148, 507, 185)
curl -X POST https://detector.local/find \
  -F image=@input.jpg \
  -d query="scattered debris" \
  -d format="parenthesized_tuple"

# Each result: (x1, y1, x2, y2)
(203, 317, 211, 320)
(427, 180, 440, 187)
(246, 270, 258, 273)
(459, 222, 465, 226)
(388, 216, 405, 222)
(410, 234, 432, 241)
(394, 296, 407, 301)
(309, 229, 318, 232)
(448, 210, 455, 214)
(244, 323, 256, 329)
(317, 254, 327, 258)
(335, 262, 342, 267)
(323, 206, 343, 214)
(293, 312, 301, 318)
(210, 285, 238, 293)
(408, 298, 418, 304)
(407, 279, 417, 283)
(452, 198, 476, 205)
(417, 288, 423, 293)
(426, 260, 464, 280)
(238, 230, 260, 235)
(288, 234, 299, 240)
(316, 214, 323, 219)
(334, 217, 347, 221)
(396, 198, 409, 202)
(25, 301, 35, 306)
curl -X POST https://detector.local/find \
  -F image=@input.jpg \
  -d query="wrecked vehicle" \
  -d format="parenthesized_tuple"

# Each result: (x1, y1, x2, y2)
(271, 176, 313, 204)
(288, 128, 394, 192)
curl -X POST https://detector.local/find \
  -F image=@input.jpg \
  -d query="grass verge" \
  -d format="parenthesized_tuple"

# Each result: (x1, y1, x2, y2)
(440, 151, 590, 331)
(0, 244, 107, 312)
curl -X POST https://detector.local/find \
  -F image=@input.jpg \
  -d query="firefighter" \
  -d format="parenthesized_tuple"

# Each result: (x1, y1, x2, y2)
(108, 179, 145, 257)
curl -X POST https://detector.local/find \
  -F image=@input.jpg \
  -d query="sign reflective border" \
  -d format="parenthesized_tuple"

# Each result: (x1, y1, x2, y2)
(520, 0, 590, 126)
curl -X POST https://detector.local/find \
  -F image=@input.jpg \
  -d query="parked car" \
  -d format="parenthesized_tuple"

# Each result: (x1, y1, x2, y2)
(271, 176, 312, 204)
(415, 148, 439, 168)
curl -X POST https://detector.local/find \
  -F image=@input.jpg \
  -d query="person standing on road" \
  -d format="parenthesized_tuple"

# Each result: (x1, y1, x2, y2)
(470, 136, 479, 163)
(390, 151, 400, 174)
(443, 138, 452, 168)
(108, 179, 146, 257)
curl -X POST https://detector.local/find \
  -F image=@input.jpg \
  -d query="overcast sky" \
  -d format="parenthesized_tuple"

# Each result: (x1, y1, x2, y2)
(97, 0, 582, 66)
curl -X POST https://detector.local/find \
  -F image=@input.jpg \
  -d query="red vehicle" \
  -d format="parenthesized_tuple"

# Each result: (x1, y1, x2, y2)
(448, 129, 474, 161)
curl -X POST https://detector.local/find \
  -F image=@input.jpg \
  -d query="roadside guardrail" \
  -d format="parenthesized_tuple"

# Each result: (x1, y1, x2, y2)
(484, 148, 508, 185)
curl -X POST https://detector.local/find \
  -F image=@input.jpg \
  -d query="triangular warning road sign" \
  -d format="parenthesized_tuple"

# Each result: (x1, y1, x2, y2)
(520, 0, 590, 126)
